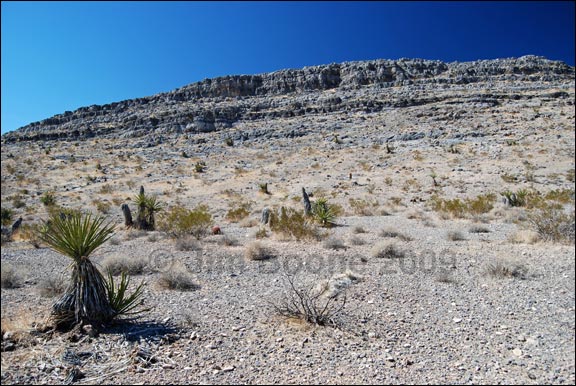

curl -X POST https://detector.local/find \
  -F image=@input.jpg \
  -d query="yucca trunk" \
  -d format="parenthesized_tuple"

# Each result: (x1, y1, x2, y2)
(52, 258, 116, 328)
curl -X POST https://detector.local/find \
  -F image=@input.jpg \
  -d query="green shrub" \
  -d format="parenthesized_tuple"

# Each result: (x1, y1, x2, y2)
(40, 191, 57, 206)
(269, 207, 321, 241)
(158, 205, 213, 239)
(225, 202, 252, 222)
(1, 207, 13, 226)
(430, 193, 496, 218)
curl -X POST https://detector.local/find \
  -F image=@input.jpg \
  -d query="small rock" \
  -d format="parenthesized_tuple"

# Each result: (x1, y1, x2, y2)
(222, 365, 235, 372)
(512, 348, 523, 357)
(453, 318, 462, 323)
(82, 324, 98, 337)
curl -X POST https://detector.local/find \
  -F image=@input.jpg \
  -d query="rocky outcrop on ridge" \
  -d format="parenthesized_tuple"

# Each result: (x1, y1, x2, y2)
(2, 55, 574, 143)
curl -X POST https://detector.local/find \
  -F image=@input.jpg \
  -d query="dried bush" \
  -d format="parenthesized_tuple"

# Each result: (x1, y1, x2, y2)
(528, 206, 575, 244)
(379, 227, 413, 241)
(1, 263, 24, 289)
(37, 276, 67, 298)
(272, 272, 357, 326)
(484, 258, 527, 279)
(244, 241, 275, 261)
(323, 236, 347, 250)
(370, 241, 405, 259)
(157, 261, 199, 291)
(175, 236, 202, 251)
(101, 255, 147, 275)
(468, 225, 490, 233)
(447, 231, 467, 241)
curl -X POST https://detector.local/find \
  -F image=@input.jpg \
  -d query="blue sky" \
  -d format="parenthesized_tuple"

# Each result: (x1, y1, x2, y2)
(1, 1, 574, 134)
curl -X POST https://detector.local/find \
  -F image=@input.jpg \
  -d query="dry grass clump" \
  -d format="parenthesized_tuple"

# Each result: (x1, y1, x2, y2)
(348, 198, 378, 216)
(447, 230, 467, 241)
(37, 276, 67, 298)
(157, 261, 199, 291)
(123, 229, 148, 240)
(225, 202, 252, 223)
(348, 235, 365, 246)
(323, 236, 347, 250)
(379, 227, 413, 241)
(370, 241, 405, 259)
(351, 225, 367, 234)
(508, 229, 540, 244)
(244, 241, 276, 261)
(1, 263, 24, 289)
(175, 236, 202, 251)
(484, 258, 527, 279)
(101, 255, 147, 275)
(468, 225, 491, 233)
(218, 235, 239, 246)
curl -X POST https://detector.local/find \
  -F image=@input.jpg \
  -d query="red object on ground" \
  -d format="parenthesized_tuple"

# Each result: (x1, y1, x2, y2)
(212, 226, 221, 235)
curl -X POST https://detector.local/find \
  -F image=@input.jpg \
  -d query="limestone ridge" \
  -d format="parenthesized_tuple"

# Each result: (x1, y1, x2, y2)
(3, 55, 574, 143)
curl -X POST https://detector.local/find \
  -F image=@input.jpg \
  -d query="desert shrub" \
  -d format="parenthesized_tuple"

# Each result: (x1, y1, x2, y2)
(218, 235, 239, 246)
(323, 236, 347, 250)
(528, 206, 575, 244)
(351, 225, 367, 234)
(19, 223, 45, 248)
(254, 227, 268, 239)
(370, 241, 405, 259)
(244, 241, 275, 261)
(158, 205, 213, 239)
(1, 207, 13, 226)
(194, 161, 206, 173)
(467, 193, 496, 215)
(269, 207, 321, 241)
(508, 229, 540, 244)
(348, 235, 365, 245)
(99, 184, 114, 194)
(379, 227, 412, 241)
(37, 276, 67, 298)
(1, 263, 24, 289)
(93, 199, 112, 214)
(468, 225, 490, 233)
(349, 198, 378, 216)
(40, 191, 56, 206)
(225, 202, 252, 223)
(447, 230, 467, 241)
(430, 193, 496, 218)
(544, 188, 575, 205)
(484, 258, 527, 279)
(175, 236, 202, 251)
(157, 261, 198, 291)
(272, 272, 356, 326)
(101, 255, 147, 275)
(225, 137, 234, 147)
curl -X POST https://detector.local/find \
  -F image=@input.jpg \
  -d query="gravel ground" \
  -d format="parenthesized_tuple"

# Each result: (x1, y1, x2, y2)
(2, 212, 574, 385)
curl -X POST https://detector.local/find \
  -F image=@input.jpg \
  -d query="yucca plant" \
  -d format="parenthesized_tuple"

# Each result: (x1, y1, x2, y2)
(133, 187, 163, 230)
(312, 198, 337, 227)
(105, 271, 149, 318)
(39, 212, 116, 329)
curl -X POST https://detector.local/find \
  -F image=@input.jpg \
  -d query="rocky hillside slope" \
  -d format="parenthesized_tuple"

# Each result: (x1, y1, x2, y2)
(2, 55, 574, 143)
